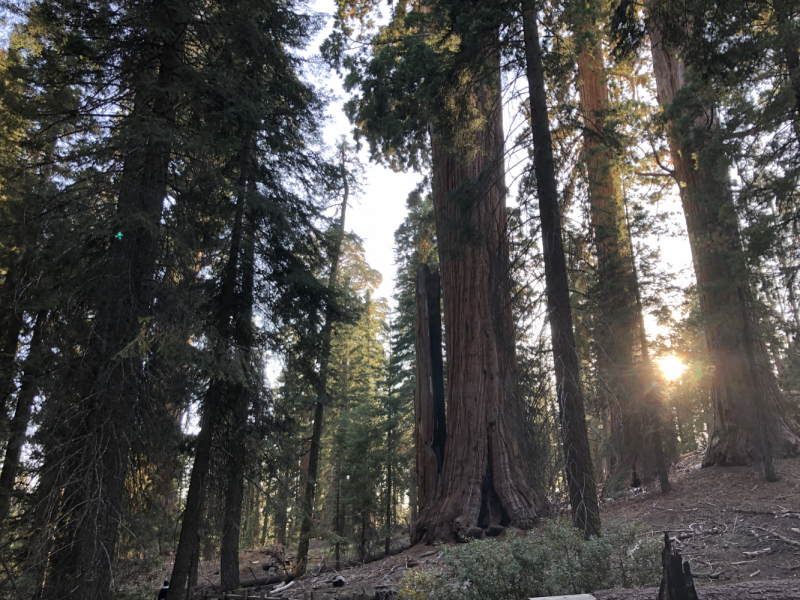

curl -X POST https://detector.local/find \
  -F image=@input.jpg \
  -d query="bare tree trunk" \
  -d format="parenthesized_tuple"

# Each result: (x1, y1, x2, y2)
(334, 458, 341, 569)
(412, 265, 445, 519)
(168, 133, 253, 599)
(167, 386, 217, 600)
(0, 310, 46, 522)
(385, 462, 391, 554)
(522, 0, 600, 537)
(260, 480, 271, 546)
(412, 39, 543, 543)
(274, 470, 288, 546)
(296, 155, 349, 570)
(647, 12, 800, 477)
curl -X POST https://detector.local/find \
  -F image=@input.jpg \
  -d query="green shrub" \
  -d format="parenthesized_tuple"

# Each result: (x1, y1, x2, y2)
(399, 519, 661, 600)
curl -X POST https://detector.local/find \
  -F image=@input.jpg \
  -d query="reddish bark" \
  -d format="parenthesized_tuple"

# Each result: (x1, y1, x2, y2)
(576, 28, 670, 491)
(412, 47, 543, 543)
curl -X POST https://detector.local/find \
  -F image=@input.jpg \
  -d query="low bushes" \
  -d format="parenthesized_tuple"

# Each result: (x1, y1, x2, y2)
(399, 519, 661, 600)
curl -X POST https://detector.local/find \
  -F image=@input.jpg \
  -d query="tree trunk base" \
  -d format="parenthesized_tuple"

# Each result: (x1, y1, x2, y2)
(703, 413, 800, 468)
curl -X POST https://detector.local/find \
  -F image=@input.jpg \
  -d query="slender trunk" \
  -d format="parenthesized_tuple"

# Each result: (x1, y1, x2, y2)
(0, 310, 46, 522)
(412, 265, 445, 518)
(359, 510, 367, 562)
(220, 176, 258, 591)
(0, 272, 24, 422)
(296, 154, 349, 570)
(622, 200, 672, 493)
(168, 135, 252, 600)
(260, 480, 270, 546)
(274, 470, 288, 546)
(219, 384, 248, 591)
(647, 10, 800, 477)
(334, 458, 341, 570)
(385, 431, 392, 555)
(522, 0, 600, 537)
(166, 388, 217, 600)
(576, 31, 644, 486)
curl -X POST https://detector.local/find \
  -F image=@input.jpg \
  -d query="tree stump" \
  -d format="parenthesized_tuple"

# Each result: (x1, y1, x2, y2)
(658, 533, 699, 600)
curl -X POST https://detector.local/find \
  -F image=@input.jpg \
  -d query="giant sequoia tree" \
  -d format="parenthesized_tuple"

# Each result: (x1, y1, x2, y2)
(568, 0, 670, 491)
(334, 0, 546, 541)
(642, 2, 800, 477)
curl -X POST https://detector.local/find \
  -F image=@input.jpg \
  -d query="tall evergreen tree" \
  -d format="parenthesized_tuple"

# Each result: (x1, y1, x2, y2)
(642, 1, 800, 478)
(520, 0, 601, 537)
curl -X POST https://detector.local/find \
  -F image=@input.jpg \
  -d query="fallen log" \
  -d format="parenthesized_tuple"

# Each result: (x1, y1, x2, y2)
(193, 572, 284, 593)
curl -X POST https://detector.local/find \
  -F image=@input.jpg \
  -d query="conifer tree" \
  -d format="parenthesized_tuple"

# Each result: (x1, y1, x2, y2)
(568, 0, 670, 492)
(520, 0, 601, 537)
(641, 1, 800, 478)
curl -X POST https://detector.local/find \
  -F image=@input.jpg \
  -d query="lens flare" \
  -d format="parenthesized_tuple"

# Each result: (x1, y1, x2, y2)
(656, 355, 686, 381)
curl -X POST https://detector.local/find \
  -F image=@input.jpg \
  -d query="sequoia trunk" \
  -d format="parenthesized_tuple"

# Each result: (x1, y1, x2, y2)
(0, 310, 46, 522)
(412, 41, 543, 544)
(413, 265, 445, 516)
(576, 28, 669, 489)
(647, 15, 800, 475)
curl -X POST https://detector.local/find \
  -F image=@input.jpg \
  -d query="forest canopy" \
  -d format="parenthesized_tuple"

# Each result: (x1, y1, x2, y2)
(0, 0, 798, 599)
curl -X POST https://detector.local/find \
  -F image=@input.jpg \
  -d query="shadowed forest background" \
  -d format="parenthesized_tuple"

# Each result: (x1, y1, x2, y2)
(0, 0, 799, 599)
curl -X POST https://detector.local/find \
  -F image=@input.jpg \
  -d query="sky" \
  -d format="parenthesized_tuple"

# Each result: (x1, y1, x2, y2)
(308, 0, 421, 306)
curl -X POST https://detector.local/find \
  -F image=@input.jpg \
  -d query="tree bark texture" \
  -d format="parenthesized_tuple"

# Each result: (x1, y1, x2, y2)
(412, 43, 543, 544)
(648, 15, 800, 475)
(296, 158, 349, 569)
(413, 265, 446, 517)
(522, 0, 601, 537)
(39, 4, 186, 598)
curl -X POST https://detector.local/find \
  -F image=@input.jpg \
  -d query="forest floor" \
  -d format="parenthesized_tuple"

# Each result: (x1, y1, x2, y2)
(122, 452, 800, 600)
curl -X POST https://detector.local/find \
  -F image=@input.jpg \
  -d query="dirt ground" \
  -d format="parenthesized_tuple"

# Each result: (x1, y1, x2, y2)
(128, 453, 800, 599)
(600, 451, 800, 585)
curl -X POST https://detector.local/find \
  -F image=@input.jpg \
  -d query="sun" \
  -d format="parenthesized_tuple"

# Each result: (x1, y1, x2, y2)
(656, 355, 686, 381)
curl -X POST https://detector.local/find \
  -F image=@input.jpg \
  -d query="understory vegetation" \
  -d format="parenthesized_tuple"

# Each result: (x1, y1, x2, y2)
(399, 520, 662, 600)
